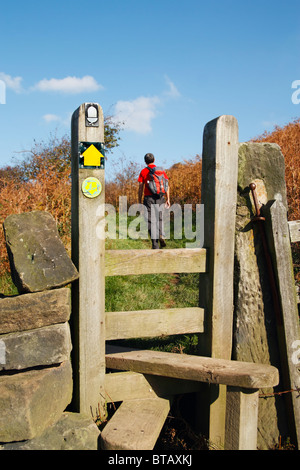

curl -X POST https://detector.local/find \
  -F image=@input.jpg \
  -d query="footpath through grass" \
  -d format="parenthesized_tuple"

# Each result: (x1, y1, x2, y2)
(105, 220, 200, 354)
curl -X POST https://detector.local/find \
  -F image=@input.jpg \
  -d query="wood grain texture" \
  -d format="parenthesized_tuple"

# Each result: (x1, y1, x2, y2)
(265, 201, 300, 445)
(104, 371, 202, 403)
(105, 307, 204, 340)
(106, 349, 279, 389)
(225, 387, 259, 450)
(198, 115, 239, 447)
(105, 248, 207, 276)
(71, 103, 106, 416)
(288, 220, 300, 243)
(100, 397, 171, 450)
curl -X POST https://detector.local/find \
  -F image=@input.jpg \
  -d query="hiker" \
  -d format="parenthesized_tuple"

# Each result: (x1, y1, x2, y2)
(138, 153, 170, 249)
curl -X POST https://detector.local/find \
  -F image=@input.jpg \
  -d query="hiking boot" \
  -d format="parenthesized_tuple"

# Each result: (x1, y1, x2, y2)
(159, 237, 166, 248)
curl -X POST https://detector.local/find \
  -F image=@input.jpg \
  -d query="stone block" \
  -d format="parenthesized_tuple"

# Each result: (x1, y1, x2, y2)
(233, 142, 289, 449)
(237, 142, 287, 206)
(0, 322, 72, 371)
(0, 287, 71, 334)
(3, 211, 79, 293)
(0, 361, 72, 442)
(0, 412, 100, 450)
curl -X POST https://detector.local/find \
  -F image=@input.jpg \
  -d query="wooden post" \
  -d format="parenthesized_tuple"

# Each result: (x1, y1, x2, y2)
(70, 103, 106, 417)
(288, 220, 300, 243)
(225, 387, 259, 450)
(264, 200, 300, 448)
(198, 115, 239, 447)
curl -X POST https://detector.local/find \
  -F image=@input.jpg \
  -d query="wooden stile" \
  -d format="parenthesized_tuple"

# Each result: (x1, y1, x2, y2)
(68, 109, 281, 451)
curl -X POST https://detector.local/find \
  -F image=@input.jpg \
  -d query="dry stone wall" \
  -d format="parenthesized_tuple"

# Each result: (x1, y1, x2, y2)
(0, 211, 100, 450)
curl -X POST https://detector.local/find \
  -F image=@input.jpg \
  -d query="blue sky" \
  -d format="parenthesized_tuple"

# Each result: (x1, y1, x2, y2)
(0, 0, 299, 180)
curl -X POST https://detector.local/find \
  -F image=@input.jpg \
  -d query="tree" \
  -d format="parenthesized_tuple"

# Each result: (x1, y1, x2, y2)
(2, 115, 123, 182)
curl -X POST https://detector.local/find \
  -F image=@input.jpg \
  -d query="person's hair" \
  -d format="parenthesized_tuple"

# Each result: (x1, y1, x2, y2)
(144, 153, 155, 164)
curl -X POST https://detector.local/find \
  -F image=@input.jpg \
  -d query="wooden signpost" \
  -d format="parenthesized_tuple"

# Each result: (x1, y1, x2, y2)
(71, 103, 106, 418)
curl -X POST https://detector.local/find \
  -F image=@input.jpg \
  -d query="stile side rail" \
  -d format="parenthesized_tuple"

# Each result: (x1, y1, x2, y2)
(105, 306, 204, 340)
(105, 247, 207, 276)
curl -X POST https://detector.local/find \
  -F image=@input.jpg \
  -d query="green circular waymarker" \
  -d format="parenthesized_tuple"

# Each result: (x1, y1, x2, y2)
(81, 177, 102, 198)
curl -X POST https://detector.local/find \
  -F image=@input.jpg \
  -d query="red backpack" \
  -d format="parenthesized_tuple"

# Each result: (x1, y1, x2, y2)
(146, 166, 169, 196)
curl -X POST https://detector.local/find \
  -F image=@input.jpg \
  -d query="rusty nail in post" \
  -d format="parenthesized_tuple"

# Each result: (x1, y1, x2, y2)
(249, 182, 282, 326)
(249, 182, 265, 221)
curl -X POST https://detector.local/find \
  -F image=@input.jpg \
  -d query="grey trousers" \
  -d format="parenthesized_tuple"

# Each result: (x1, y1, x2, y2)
(143, 194, 165, 249)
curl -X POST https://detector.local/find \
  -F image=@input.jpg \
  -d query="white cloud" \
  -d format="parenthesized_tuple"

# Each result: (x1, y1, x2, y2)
(42, 112, 72, 127)
(43, 114, 61, 122)
(164, 75, 180, 98)
(0, 72, 23, 93)
(33, 75, 103, 94)
(114, 96, 160, 134)
(113, 76, 181, 134)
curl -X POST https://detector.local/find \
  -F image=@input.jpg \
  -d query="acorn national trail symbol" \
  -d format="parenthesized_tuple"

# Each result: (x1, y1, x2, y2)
(81, 177, 102, 198)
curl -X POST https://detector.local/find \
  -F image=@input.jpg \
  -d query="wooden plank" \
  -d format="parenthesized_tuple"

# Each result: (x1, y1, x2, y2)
(225, 387, 259, 450)
(104, 371, 203, 403)
(105, 349, 279, 389)
(71, 103, 106, 417)
(198, 115, 239, 446)
(105, 248, 206, 276)
(265, 200, 300, 447)
(100, 397, 171, 450)
(199, 115, 239, 358)
(105, 307, 204, 340)
(105, 372, 157, 402)
(288, 220, 300, 243)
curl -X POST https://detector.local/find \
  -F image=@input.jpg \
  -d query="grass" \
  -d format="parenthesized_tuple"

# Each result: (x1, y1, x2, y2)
(0, 272, 18, 296)
(105, 215, 201, 354)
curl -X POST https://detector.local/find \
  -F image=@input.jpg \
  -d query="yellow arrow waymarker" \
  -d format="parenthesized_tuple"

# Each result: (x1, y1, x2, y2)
(82, 144, 104, 167)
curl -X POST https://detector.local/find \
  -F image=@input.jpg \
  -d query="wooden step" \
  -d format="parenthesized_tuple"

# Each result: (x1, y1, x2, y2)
(105, 348, 279, 389)
(100, 397, 171, 450)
